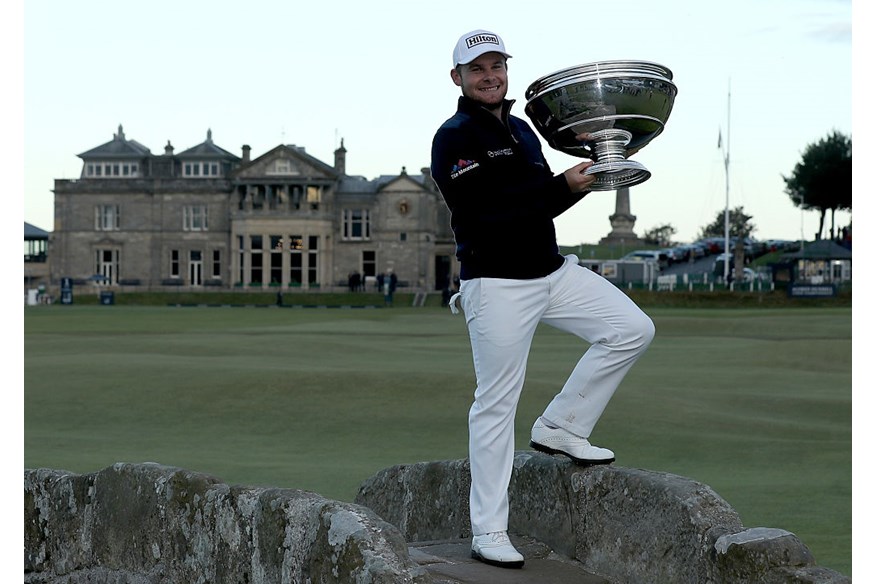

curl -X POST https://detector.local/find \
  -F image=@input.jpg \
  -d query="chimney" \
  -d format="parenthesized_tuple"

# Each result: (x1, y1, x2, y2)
(165, 141, 174, 156)
(242, 145, 251, 163)
(334, 138, 347, 175)
(421, 167, 437, 191)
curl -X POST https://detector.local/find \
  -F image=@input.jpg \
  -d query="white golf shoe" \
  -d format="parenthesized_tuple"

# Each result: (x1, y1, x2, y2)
(530, 419, 615, 465)
(470, 531, 524, 568)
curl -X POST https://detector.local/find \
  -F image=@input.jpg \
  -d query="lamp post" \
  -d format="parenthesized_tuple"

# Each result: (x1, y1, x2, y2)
(794, 194, 805, 256)
(792, 194, 806, 284)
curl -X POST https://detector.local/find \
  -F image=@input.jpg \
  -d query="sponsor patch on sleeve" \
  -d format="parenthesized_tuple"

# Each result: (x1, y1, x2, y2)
(450, 159, 480, 179)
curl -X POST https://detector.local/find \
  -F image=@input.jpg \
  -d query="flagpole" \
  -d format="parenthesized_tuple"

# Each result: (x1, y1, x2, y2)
(721, 81, 731, 283)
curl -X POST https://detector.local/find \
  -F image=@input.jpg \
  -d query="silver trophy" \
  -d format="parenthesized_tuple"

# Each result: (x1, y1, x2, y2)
(524, 60, 677, 190)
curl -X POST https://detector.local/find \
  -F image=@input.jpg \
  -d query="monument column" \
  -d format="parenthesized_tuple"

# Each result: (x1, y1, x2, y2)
(599, 186, 643, 246)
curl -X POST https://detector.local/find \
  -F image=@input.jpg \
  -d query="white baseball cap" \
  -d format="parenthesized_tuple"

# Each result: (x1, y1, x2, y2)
(452, 29, 512, 67)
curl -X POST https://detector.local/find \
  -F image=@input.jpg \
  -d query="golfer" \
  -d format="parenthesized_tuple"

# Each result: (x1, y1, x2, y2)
(430, 29, 655, 569)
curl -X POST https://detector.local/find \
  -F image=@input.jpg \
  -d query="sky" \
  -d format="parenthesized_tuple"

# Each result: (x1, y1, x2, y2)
(17, 0, 854, 247)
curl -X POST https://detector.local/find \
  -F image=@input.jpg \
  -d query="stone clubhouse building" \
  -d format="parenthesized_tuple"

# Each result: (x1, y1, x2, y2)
(49, 126, 457, 295)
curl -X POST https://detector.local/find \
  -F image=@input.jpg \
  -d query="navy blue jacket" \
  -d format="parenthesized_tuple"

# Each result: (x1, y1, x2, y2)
(431, 96, 586, 280)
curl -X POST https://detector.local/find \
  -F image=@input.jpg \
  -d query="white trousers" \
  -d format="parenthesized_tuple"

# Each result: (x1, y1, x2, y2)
(452, 255, 655, 535)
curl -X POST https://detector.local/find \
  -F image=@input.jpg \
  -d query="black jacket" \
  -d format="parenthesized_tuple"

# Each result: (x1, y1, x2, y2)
(431, 96, 586, 280)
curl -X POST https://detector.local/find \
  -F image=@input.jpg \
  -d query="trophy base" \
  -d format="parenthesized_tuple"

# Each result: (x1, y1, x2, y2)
(584, 160, 651, 191)
(583, 129, 652, 191)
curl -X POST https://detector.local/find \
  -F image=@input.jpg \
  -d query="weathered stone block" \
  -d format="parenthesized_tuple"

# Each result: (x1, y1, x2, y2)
(355, 451, 850, 584)
(356, 458, 472, 542)
(571, 464, 742, 583)
(714, 527, 851, 584)
(25, 463, 429, 583)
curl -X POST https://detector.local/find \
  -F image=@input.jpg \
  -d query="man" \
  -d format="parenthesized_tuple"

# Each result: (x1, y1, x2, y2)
(430, 30, 655, 569)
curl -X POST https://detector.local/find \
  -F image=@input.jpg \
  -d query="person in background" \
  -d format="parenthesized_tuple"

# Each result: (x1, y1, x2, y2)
(383, 269, 397, 306)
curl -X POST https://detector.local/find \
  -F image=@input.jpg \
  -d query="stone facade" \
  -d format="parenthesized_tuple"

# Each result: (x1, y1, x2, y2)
(50, 126, 457, 294)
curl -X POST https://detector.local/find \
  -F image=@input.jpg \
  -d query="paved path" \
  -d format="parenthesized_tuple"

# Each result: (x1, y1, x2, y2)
(409, 536, 610, 584)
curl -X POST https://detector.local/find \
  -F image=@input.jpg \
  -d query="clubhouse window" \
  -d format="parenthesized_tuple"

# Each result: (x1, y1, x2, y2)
(85, 161, 140, 178)
(183, 205, 209, 231)
(342, 209, 371, 240)
(95, 205, 120, 231)
(183, 161, 221, 178)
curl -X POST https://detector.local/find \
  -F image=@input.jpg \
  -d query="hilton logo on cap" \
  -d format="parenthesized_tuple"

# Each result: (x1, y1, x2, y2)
(466, 33, 500, 49)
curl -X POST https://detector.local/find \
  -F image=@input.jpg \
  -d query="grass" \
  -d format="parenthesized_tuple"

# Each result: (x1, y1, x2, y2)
(23, 304, 851, 577)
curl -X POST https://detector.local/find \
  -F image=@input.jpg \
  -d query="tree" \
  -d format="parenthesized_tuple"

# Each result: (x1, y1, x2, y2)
(697, 206, 755, 240)
(783, 130, 851, 240)
(643, 223, 677, 247)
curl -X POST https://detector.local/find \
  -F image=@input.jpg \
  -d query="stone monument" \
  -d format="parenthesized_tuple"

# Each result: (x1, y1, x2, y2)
(599, 186, 644, 246)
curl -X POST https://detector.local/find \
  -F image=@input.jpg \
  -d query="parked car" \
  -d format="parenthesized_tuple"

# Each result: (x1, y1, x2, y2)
(622, 250, 669, 270)
(697, 237, 725, 255)
(712, 253, 736, 277)
(665, 245, 688, 263)
(712, 254, 770, 283)
(763, 239, 795, 252)
(704, 238, 761, 260)
(662, 247, 686, 264)
(740, 267, 770, 283)
(688, 243, 707, 259)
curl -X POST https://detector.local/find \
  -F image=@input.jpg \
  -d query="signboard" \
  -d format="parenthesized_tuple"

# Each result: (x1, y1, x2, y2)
(787, 283, 837, 298)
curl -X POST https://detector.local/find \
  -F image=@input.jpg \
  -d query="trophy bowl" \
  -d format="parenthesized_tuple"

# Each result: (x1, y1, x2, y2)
(524, 60, 677, 190)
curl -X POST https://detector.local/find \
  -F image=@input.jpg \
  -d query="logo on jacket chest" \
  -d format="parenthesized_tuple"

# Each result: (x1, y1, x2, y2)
(487, 148, 514, 158)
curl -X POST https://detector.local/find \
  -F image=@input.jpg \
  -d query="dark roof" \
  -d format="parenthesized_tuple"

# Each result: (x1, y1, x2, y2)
(78, 125, 151, 159)
(338, 176, 376, 193)
(782, 240, 852, 260)
(176, 129, 241, 160)
(25, 222, 50, 239)
(337, 171, 431, 195)
(235, 144, 339, 179)
(380, 173, 429, 187)
(337, 174, 420, 192)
